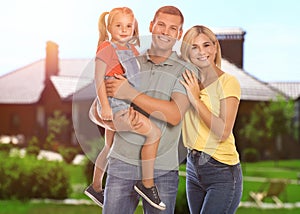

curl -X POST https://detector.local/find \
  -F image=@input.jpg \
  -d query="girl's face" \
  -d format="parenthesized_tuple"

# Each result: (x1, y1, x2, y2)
(109, 13, 135, 45)
(189, 33, 217, 68)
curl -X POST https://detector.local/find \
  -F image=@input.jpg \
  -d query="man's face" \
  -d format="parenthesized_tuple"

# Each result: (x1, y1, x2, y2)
(149, 12, 183, 52)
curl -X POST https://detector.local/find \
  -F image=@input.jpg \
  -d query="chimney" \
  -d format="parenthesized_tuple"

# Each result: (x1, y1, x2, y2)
(215, 28, 246, 69)
(45, 41, 59, 80)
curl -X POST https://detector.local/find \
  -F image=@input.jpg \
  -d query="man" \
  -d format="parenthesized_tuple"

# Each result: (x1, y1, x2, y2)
(92, 6, 194, 213)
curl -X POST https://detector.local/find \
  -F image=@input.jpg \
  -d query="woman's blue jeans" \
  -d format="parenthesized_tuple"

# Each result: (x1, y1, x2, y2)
(186, 150, 243, 214)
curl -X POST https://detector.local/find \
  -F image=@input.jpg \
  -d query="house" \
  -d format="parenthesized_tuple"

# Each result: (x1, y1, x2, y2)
(0, 29, 295, 157)
(0, 42, 99, 147)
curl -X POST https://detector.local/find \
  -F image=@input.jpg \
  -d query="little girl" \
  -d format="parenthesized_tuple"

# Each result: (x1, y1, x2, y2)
(85, 7, 166, 211)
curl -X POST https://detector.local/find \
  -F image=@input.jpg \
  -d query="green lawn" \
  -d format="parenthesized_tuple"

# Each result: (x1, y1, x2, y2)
(1, 200, 300, 214)
(1, 159, 300, 213)
(0, 200, 143, 214)
(241, 160, 300, 203)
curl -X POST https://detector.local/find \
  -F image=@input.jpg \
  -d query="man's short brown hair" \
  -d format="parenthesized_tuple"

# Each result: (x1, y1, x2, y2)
(153, 6, 184, 26)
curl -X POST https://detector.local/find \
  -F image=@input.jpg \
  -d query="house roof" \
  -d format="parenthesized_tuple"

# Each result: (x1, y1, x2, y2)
(51, 59, 95, 101)
(213, 27, 246, 40)
(51, 75, 92, 100)
(221, 59, 283, 101)
(213, 27, 245, 35)
(0, 57, 284, 104)
(0, 60, 45, 104)
(0, 59, 92, 104)
(268, 82, 300, 99)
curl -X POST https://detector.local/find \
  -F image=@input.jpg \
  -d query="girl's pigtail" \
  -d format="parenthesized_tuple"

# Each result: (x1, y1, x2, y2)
(97, 12, 109, 50)
(133, 18, 140, 47)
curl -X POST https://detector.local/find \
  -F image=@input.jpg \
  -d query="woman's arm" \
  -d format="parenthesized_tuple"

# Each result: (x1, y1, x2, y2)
(194, 96, 239, 141)
(181, 70, 239, 141)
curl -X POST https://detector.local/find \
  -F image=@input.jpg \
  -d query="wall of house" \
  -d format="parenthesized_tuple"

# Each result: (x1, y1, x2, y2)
(218, 35, 244, 69)
(40, 81, 70, 114)
(0, 81, 73, 145)
(40, 82, 74, 145)
(0, 104, 38, 138)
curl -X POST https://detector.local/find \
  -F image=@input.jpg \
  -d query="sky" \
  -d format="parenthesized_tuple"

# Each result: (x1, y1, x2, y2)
(0, 0, 300, 82)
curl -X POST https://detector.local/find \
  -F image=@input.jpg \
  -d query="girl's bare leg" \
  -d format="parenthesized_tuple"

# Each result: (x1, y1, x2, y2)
(113, 109, 161, 188)
(132, 113, 161, 188)
(141, 130, 160, 188)
(92, 129, 114, 191)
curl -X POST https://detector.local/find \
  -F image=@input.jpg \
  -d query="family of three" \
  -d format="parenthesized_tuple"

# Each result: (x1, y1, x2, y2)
(85, 5, 243, 214)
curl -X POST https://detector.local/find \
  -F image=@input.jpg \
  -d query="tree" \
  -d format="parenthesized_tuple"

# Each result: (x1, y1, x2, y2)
(240, 96, 298, 161)
(45, 110, 70, 151)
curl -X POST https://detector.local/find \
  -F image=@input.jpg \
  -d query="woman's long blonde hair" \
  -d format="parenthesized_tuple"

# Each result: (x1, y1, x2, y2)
(97, 7, 140, 50)
(180, 25, 222, 68)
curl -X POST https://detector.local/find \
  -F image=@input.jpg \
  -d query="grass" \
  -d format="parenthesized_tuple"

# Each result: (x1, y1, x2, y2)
(241, 160, 300, 203)
(242, 160, 300, 179)
(1, 200, 299, 214)
(241, 180, 300, 203)
(1, 159, 300, 213)
(0, 200, 144, 214)
(236, 207, 300, 214)
(242, 160, 300, 203)
(0, 200, 100, 214)
(64, 164, 88, 199)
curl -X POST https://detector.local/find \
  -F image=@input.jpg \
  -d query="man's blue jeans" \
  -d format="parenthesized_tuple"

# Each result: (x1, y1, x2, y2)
(186, 150, 243, 214)
(103, 158, 179, 214)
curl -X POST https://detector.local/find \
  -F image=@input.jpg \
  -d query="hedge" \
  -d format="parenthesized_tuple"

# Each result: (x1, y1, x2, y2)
(0, 152, 72, 200)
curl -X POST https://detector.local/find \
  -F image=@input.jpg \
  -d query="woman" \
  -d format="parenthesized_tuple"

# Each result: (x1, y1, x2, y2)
(180, 25, 243, 214)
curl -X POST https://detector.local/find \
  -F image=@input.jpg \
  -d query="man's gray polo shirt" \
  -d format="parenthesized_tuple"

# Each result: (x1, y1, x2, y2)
(109, 51, 195, 171)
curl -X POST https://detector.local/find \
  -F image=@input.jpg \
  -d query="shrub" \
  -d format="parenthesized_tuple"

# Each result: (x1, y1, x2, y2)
(0, 143, 12, 153)
(26, 136, 40, 156)
(242, 148, 260, 162)
(84, 158, 94, 185)
(0, 152, 72, 200)
(58, 146, 78, 164)
(83, 137, 105, 185)
(175, 175, 189, 213)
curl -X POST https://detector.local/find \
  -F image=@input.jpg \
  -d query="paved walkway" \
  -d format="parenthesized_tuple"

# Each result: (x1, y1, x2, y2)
(30, 198, 300, 209)
(239, 201, 300, 209)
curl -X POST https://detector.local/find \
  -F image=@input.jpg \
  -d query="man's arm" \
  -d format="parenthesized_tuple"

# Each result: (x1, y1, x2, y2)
(132, 91, 189, 126)
(105, 75, 190, 126)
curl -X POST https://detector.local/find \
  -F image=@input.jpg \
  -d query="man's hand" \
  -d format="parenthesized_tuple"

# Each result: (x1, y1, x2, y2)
(113, 107, 143, 131)
(105, 74, 137, 101)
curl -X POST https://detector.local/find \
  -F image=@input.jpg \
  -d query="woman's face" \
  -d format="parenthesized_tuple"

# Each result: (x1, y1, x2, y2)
(189, 33, 217, 68)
